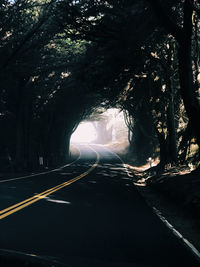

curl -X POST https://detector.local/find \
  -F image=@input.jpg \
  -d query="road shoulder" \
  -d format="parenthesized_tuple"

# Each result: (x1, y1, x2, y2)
(127, 165, 200, 254)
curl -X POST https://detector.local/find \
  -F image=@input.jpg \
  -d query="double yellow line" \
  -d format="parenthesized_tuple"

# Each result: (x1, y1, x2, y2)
(0, 150, 99, 220)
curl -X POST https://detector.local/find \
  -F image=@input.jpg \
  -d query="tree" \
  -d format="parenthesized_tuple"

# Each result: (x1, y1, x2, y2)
(149, 0, 200, 157)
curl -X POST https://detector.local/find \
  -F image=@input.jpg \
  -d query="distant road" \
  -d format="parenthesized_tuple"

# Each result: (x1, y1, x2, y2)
(0, 144, 199, 267)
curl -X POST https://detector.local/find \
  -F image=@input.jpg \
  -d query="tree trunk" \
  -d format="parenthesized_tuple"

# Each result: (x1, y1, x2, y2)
(149, 0, 200, 159)
(178, 121, 193, 163)
(154, 126, 169, 168)
(166, 73, 178, 164)
(15, 81, 26, 171)
(178, 0, 200, 152)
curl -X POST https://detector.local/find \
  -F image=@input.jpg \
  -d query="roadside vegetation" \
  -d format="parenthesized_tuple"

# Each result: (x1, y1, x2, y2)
(0, 1, 199, 190)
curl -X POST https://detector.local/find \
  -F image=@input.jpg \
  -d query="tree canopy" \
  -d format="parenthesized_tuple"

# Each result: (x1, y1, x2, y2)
(0, 0, 200, 171)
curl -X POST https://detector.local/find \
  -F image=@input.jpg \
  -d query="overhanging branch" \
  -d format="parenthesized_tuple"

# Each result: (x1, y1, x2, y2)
(189, 0, 200, 16)
(148, 0, 184, 42)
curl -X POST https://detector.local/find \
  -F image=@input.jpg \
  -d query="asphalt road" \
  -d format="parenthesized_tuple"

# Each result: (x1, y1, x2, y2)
(0, 144, 199, 267)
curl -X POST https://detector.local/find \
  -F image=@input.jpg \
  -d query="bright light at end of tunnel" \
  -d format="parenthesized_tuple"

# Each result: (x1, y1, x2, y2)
(71, 122, 97, 143)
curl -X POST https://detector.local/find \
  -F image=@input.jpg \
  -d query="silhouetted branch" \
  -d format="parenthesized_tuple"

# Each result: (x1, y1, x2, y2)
(149, 0, 183, 42)
(189, 0, 200, 16)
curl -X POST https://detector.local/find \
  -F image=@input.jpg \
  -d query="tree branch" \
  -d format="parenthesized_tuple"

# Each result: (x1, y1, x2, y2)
(189, 0, 200, 16)
(148, 0, 184, 42)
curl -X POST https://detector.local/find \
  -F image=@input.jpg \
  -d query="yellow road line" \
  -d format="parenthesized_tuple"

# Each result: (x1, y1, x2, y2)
(0, 148, 99, 220)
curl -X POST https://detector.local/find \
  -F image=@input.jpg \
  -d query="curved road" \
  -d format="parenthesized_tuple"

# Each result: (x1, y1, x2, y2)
(0, 144, 199, 267)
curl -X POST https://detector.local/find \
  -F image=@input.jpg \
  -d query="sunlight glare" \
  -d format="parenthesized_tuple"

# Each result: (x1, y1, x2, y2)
(71, 122, 97, 143)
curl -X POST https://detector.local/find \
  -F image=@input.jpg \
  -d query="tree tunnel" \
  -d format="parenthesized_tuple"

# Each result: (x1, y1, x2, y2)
(0, 0, 199, 173)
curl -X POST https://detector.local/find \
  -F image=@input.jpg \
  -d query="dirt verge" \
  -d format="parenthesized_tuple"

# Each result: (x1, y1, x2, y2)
(127, 164, 200, 252)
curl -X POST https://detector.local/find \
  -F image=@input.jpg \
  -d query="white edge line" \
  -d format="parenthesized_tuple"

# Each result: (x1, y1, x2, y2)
(0, 145, 81, 184)
(152, 206, 200, 263)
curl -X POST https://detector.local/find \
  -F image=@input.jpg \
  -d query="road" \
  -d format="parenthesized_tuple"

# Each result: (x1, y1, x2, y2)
(0, 144, 199, 267)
